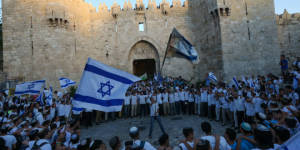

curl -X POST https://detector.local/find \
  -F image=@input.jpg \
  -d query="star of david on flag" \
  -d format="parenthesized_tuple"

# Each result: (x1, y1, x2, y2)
(98, 81, 114, 97)
(59, 77, 76, 89)
(73, 58, 141, 112)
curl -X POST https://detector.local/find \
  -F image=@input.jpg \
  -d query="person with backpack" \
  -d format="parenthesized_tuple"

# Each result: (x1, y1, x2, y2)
(129, 126, 156, 150)
(32, 129, 52, 150)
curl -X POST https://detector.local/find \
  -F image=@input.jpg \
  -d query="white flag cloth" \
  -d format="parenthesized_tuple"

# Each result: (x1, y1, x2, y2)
(15, 80, 45, 96)
(59, 77, 76, 89)
(73, 58, 141, 112)
(280, 131, 300, 150)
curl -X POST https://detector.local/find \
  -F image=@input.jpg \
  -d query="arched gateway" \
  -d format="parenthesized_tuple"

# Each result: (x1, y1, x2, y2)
(128, 40, 160, 78)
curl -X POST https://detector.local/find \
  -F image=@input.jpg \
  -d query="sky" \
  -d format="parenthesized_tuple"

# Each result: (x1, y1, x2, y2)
(0, 0, 299, 17)
(84, 0, 300, 14)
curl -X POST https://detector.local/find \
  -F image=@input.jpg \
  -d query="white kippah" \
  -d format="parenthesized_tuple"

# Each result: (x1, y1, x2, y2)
(129, 127, 138, 133)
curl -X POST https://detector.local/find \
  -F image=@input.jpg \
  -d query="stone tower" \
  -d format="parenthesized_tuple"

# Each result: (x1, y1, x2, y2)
(212, 0, 281, 80)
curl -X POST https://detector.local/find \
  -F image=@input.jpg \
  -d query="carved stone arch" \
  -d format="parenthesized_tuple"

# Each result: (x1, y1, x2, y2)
(128, 40, 160, 77)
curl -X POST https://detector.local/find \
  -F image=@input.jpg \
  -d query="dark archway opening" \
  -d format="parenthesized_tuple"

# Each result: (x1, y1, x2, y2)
(133, 59, 156, 78)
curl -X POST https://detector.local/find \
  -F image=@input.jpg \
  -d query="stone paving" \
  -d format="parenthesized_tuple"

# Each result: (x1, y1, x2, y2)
(81, 115, 231, 147)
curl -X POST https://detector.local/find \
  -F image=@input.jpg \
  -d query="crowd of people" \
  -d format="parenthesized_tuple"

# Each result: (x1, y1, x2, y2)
(0, 55, 299, 150)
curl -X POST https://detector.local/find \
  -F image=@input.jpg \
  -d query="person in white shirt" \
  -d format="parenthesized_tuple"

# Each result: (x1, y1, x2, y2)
(187, 90, 195, 115)
(129, 127, 156, 150)
(57, 101, 66, 120)
(157, 90, 164, 116)
(162, 90, 170, 116)
(139, 92, 147, 117)
(234, 94, 245, 127)
(200, 87, 208, 117)
(168, 90, 176, 115)
(200, 122, 231, 150)
(253, 94, 264, 114)
(220, 93, 230, 126)
(175, 90, 181, 115)
(131, 92, 138, 117)
(245, 97, 255, 124)
(179, 89, 185, 115)
(148, 97, 166, 138)
(64, 100, 72, 120)
(33, 129, 52, 150)
(123, 92, 131, 118)
(207, 89, 216, 120)
(215, 92, 221, 122)
(179, 128, 194, 150)
(194, 90, 200, 115)
(0, 129, 17, 150)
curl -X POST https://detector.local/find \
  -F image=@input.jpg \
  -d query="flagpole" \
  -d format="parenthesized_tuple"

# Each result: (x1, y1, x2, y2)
(160, 30, 173, 74)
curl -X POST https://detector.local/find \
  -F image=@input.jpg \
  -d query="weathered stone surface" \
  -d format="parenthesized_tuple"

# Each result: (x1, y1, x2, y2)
(277, 10, 300, 62)
(2, 0, 294, 88)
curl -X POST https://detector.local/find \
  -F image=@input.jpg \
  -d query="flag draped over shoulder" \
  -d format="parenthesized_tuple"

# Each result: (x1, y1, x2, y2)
(73, 58, 141, 112)
(164, 28, 199, 64)
(15, 80, 45, 96)
(59, 77, 76, 89)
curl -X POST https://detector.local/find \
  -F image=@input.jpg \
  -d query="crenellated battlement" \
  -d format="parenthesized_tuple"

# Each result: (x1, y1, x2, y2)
(276, 9, 300, 25)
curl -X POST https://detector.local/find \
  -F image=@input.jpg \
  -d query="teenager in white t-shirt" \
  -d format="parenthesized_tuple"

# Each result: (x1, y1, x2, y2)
(245, 97, 255, 124)
(162, 90, 169, 116)
(179, 128, 194, 150)
(168, 90, 176, 115)
(131, 92, 138, 117)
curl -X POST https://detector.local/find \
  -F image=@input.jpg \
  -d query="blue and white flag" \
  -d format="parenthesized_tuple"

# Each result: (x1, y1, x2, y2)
(15, 80, 45, 96)
(280, 131, 300, 150)
(73, 58, 141, 112)
(233, 77, 240, 89)
(165, 28, 199, 64)
(45, 87, 53, 106)
(59, 77, 76, 89)
(36, 91, 44, 106)
(209, 72, 218, 82)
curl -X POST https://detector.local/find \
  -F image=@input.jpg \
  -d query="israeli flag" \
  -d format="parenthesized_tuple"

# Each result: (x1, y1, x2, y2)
(15, 80, 45, 96)
(209, 72, 218, 82)
(59, 77, 76, 89)
(233, 77, 240, 89)
(280, 131, 300, 150)
(45, 87, 53, 106)
(73, 58, 141, 112)
(36, 91, 44, 106)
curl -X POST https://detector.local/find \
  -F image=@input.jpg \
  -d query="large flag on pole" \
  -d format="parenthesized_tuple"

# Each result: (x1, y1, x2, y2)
(59, 77, 76, 89)
(73, 58, 141, 112)
(15, 80, 45, 96)
(161, 28, 199, 69)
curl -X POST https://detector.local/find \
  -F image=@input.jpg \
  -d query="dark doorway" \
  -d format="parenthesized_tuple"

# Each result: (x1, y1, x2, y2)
(133, 59, 156, 78)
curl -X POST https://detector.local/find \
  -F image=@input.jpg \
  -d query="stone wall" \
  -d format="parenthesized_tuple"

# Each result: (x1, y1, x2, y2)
(216, 0, 281, 81)
(3, 0, 220, 88)
(2, 0, 286, 88)
(277, 10, 300, 62)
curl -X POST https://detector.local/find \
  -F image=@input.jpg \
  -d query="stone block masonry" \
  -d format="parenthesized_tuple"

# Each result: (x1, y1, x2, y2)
(1, 0, 291, 88)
